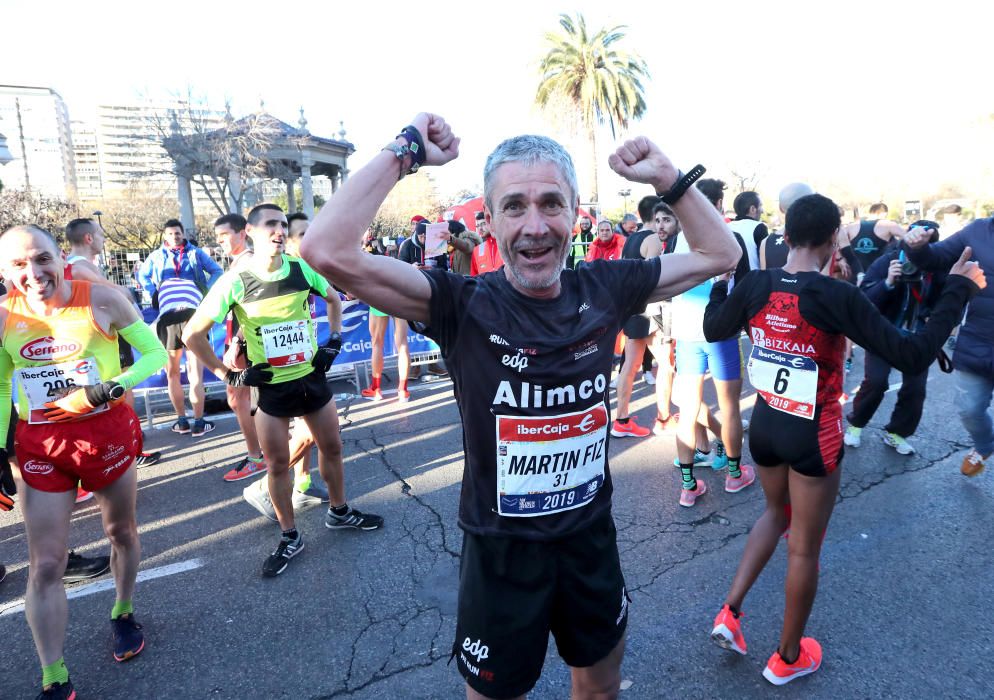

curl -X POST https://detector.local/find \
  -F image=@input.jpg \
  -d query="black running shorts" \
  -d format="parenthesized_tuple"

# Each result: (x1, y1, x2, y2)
(156, 308, 197, 351)
(622, 314, 651, 340)
(749, 399, 845, 477)
(257, 368, 332, 418)
(453, 514, 629, 699)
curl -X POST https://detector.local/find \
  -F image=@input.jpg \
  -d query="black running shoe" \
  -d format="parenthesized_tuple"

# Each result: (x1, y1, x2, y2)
(325, 507, 384, 531)
(63, 551, 110, 583)
(262, 533, 304, 577)
(135, 451, 161, 467)
(36, 679, 76, 699)
(111, 613, 145, 662)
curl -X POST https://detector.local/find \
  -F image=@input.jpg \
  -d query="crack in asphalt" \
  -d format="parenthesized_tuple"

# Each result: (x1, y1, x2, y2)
(311, 605, 447, 699)
(359, 433, 460, 560)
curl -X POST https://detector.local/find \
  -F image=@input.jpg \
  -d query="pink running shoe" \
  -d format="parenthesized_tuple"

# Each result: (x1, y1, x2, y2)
(679, 479, 707, 507)
(725, 463, 756, 493)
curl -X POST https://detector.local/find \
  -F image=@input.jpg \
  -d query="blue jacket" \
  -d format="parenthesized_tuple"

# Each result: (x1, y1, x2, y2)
(138, 242, 223, 300)
(908, 217, 994, 377)
(861, 243, 948, 333)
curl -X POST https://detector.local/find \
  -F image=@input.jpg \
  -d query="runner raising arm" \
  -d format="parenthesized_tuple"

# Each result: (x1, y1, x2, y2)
(300, 114, 740, 319)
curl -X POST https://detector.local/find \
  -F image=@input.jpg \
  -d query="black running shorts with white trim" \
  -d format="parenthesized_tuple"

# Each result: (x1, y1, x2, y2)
(452, 514, 629, 699)
(257, 367, 332, 418)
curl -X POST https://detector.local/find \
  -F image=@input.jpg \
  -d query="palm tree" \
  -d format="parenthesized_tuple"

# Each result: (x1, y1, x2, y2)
(535, 13, 649, 205)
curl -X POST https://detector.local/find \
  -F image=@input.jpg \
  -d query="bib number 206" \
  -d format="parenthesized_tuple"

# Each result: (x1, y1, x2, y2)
(43, 377, 77, 398)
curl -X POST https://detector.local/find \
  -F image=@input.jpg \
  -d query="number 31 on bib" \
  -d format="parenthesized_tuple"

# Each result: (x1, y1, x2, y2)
(747, 345, 818, 419)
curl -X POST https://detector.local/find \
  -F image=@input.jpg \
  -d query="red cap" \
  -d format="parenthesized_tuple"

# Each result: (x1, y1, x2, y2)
(410, 215, 426, 223)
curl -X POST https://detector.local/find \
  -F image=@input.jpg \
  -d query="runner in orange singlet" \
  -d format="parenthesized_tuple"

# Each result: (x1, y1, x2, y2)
(0, 225, 168, 699)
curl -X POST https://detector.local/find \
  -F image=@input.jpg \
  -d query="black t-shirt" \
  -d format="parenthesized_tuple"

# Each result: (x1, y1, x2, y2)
(621, 228, 654, 260)
(417, 258, 661, 540)
(763, 232, 789, 269)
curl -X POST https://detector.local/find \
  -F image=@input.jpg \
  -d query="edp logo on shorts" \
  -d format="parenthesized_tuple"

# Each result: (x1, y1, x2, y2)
(22, 460, 55, 475)
(462, 637, 489, 663)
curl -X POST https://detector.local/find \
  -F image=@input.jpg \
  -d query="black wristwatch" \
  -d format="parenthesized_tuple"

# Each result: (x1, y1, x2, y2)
(657, 164, 707, 205)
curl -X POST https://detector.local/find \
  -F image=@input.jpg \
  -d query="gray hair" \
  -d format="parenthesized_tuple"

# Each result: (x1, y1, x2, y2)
(483, 135, 578, 213)
(778, 182, 814, 213)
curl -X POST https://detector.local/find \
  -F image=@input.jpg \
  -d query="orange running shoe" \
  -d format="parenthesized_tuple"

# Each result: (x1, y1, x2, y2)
(961, 449, 988, 477)
(222, 456, 267, 482)
(710, 604, 747, 655)
(75, 487, 93, 504)
(361, 387, 383, 402)
(762, 637, 822, 685)
(397, 388, 411, 403)
(610, 417, 651, 438)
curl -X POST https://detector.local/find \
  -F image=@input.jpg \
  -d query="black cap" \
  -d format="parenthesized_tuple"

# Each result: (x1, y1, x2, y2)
(448, 220, 466, 235)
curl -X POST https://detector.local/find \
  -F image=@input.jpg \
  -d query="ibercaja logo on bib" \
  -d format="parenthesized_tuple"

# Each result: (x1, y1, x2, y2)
(20, 336, 81, 362)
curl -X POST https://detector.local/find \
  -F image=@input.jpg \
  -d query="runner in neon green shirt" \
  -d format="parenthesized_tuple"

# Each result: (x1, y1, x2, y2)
(183, 204, 383, 578)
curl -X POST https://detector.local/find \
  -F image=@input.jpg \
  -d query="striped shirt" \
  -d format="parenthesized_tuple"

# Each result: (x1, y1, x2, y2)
(158, 278, 203, 314)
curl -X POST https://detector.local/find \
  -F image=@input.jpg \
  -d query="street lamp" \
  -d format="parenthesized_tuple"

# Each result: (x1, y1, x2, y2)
(91, 211, 108, 275)
(618, 188, 631, 214)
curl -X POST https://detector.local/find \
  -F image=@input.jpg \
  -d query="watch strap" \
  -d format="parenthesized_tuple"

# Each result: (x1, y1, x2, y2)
(657, 164, 707, 205)
(382, 142, 411, 180)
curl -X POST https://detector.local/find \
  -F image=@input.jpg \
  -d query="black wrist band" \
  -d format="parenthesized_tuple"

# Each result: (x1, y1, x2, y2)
(657, 164, 707, 205)
(396, 125, 426, 172)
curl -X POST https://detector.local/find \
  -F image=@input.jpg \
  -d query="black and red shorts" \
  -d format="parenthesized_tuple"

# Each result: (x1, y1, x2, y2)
(453, 514, 629, 699)
(749, 398, 844, 477)
(15, 402, 143, 493)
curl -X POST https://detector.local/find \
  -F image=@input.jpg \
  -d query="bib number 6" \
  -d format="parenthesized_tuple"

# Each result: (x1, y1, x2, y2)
(773, 367, 790, 394)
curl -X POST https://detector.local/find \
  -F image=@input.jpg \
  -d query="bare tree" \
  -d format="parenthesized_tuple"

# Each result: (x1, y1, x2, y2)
(144, 90, 305, 216)
(96, 182, 178, 250)
(728, 165, 763, 195)
(0, 188, 79, 241)
(369, 171, 442, 237)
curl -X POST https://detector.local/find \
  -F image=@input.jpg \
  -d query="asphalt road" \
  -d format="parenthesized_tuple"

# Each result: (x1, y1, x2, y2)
(2, 352, 993, 699)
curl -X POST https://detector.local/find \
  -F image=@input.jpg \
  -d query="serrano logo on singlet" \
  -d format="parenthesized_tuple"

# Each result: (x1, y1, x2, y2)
(751, 327, 814, 355)
(22, 460, 54, 475)
(19, 337, 81, 362)
(492, 373, 607, 408)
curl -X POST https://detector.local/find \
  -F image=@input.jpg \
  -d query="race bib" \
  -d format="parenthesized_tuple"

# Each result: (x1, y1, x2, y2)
(495, 404, 608, 517)
(260, 320, 313, 366)
(17, 357, 106, 424)
(747, 345, 818, 419)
